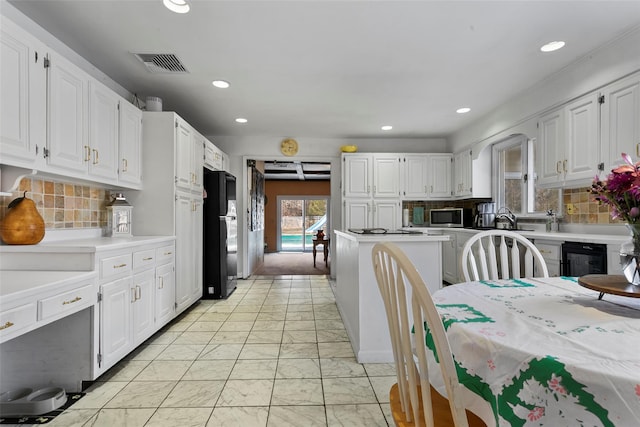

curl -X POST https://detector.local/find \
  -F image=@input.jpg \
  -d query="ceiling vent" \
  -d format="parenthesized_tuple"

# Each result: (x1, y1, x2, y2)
(134, 53, 188, 73)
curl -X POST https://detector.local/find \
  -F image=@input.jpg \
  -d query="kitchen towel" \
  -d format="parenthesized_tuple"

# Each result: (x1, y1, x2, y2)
(413, 207, 424, 225)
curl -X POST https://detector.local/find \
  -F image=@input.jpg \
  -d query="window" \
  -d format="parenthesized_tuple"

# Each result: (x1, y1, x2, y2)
(493, 135, 561, 216)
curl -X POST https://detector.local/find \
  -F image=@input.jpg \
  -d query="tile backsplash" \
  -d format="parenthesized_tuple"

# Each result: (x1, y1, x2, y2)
(0, 177, 112, 229)
(403, 188, 617, 226)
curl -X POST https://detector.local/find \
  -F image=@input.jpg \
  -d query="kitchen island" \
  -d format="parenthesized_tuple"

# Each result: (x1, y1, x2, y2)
(334, 229, 448, 363)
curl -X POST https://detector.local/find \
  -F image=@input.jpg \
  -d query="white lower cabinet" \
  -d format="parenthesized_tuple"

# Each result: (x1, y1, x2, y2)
(343, 199, 400, 230)
(100, 276, 133, 370)
(175, 193, 203, 313)
(534, 240, 562, 277)
(442, 231, 457, 284)
(97, 239, 175, 374)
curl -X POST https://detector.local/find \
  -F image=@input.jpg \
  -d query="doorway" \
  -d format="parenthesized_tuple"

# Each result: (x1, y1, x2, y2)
(277, 196, 330, 252)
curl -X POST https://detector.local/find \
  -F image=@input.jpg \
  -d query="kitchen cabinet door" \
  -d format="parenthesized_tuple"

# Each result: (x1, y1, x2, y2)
(372, 200, 400, 230)
(118, 100, 142, 187)
(175, 118, 193, 190)
(131, 269, 155, 346)
(192, 132, 204, 192)
(100, 276, 133, 370)
(534, 240, 561, 277)
(0, 16, 46, 166)
(88, 80, 119, 181)
(601, 72, 640, 173)
(537, 107, 565, 186)
(47, 51, 89, 174)
(155, 262, 175, 326)
(402, 155, 428, 199)
(343, 154, 371, 198)
(175, 193, 193, 311)
(428, 154, 452, 198)
(442, 231, 457, 284)
(372, 154, 400, 198)
(564, 93, 599, 183)
(453, 150, 472, 197)
(344, 199, 370, 229)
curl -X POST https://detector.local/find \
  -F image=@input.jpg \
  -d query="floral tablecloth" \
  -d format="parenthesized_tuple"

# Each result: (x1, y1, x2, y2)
(427, 276, 640, 427)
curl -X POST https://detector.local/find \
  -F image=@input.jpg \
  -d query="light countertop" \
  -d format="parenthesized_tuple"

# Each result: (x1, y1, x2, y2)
(0, 235, 175, 253)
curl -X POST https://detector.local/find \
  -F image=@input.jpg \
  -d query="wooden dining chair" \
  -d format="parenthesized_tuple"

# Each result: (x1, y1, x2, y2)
(461, 229, 549, 282)
(372, 242, 486, 427)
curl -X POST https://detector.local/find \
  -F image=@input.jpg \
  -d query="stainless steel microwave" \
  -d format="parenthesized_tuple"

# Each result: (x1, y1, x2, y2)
(429, 208, 473, 228)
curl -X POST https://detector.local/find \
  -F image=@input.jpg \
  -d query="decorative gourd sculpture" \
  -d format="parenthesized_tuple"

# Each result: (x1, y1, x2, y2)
(0, 192, 45, 245)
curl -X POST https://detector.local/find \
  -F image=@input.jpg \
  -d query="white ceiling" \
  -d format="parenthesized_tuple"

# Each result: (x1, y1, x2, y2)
(7, 0, 640, 140)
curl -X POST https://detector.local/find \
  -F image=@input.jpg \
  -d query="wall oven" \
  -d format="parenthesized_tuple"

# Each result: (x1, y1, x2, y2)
(561, 241, 607, 276)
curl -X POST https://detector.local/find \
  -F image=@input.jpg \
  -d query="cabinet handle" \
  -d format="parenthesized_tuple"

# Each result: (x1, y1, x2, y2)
(424, 185, 427, 193)
(159, 277, 164, 289)
(62, 296, 82, 305)
(0, 321, 15, 330)
(93, 149, 99, 165)
(164, 251, 173, 256)
(556, 161, 562, 174)
(113, 263, 128, 269)
(84, 145, 91, 162)
(122, 158, 128, 172)
(562, 159, 567, 173)
(131, 288, 137, 303)
(136, 285, 141, 300)
(430, 185, 433, 193)
(143, 257, 153, 261)
(636, 142, 640, 158)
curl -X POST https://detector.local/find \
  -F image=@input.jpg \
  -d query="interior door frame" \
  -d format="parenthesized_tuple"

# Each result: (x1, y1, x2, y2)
(276, 195, 331, 252)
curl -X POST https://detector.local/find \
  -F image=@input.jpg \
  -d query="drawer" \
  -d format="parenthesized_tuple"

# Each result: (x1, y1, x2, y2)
(536, 243, 561, 260)
(155, 245, 175, 266)
(0, 302, 37, 343)
(100, 253, 132, 280)
(133, 249, 156, 270)
(38, 283, 95, 321)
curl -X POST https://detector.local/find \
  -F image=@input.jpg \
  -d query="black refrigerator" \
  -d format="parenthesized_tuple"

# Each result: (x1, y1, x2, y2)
(203, 169, 237, 299)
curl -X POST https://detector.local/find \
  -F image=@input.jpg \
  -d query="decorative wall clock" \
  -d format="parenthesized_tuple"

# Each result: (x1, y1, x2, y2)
(280, 138, 299, 156)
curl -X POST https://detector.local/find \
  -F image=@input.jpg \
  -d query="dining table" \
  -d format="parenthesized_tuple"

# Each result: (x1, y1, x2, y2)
(424, 276, 640, 427)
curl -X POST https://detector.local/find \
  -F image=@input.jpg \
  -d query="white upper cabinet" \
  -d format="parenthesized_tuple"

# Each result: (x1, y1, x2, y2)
(46, 51, 89, 174)
(537, 107, 565, 185)
(1, 17, 143, 190)
(402, 154, 452, 199)
(453, 149, 472, 197)
(118, 100, 143, 187)
(600, 72, 640, 174)
(343, 154, 371, 198)
(428, 154, 453, 198)
(564, 92, 599, 182)
(0, 16, 46, 166)
(452, 148, 491, 198)
(175, 117, 193, 190)
(88, 79, 119, 181)
(372, 154, 401, 198)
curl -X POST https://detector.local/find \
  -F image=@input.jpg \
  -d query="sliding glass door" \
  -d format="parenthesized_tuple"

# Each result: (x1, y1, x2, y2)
(277, 197, 329, 252)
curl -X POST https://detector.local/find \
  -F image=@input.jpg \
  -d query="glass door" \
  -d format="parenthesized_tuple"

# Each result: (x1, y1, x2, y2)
(278, 197, 329, 252)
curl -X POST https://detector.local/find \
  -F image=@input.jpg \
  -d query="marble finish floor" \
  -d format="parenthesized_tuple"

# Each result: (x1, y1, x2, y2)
(44, 275, 396, 426)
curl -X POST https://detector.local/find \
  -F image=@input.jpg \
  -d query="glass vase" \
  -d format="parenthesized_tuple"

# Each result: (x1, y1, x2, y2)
(620, 223, 640, 285)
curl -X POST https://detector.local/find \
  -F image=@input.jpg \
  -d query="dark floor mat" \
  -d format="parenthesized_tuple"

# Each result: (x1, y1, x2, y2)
(0, 393, 84, 425)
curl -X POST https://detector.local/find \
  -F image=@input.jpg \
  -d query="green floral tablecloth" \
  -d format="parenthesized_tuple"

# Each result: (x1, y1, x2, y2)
(427, 277, 640, 427)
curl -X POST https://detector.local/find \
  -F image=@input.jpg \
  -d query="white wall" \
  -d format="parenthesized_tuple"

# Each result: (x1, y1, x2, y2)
(450, 26, 640, 156)
(210, 136, 447, 277)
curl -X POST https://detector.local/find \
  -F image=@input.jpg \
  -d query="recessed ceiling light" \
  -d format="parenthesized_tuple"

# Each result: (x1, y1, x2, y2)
(540, 41, 565, 52)
(212, 80, 230, 89)
(381, 125, 393, 131)
(235, 118, 247, 123)
(163, 0, 190, 14)
(456, 107, 471, 114)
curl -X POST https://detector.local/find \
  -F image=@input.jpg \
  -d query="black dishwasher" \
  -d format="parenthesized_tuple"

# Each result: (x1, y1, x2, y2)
(561, 241, 607, 276)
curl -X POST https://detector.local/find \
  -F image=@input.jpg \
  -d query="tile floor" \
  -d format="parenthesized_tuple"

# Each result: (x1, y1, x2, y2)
(44, 275, 397, 427)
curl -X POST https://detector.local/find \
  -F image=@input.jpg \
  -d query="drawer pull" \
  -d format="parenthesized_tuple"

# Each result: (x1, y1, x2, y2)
(113, 263, 128, 269)
(159, 277, 164, 289)
(164, 251, 173, 256)
(143, 257, 153, 261)
(62, 296, 82, 305)
(0, 321, 15, 330)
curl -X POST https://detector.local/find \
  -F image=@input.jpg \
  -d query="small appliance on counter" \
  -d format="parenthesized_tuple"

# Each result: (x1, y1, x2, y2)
(474, 202, 496, 228)
(429, 207, 472, 228)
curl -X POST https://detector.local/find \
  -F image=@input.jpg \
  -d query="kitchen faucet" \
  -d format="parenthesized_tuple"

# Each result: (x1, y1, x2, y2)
(497, 207, 517, 230)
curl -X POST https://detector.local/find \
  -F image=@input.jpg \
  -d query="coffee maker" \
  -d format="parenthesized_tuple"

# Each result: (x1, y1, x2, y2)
(475, 202, 496, 228)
